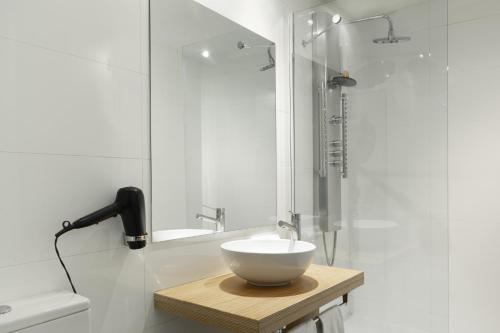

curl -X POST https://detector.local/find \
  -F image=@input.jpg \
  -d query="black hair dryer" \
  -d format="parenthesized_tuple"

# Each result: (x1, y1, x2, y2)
(55, 187, 147, 249)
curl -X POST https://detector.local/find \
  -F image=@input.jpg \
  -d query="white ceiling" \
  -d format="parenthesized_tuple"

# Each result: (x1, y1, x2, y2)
(323, 0, 428, 19)
(151, 0, 240, 47)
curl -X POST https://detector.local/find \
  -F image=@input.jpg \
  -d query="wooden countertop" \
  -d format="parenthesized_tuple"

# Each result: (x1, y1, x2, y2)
(154, 264, 364, 333)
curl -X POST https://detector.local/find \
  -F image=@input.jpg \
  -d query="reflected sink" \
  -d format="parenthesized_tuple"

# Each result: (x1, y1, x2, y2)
(220, 239, 316, 286)
(152, 229, 215, 242)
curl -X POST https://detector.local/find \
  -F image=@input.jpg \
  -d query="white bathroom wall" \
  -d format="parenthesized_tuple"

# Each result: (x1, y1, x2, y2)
(0, 2, 149, 333)
(0, 0, 320, 333)
(448, 1, 500, 332)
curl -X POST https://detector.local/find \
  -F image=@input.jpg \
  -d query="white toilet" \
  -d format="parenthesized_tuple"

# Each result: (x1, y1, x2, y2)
(0, 291, 90, 333)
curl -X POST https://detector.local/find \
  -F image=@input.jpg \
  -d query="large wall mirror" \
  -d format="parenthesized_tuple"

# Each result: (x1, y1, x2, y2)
(150, 0, 277, 242)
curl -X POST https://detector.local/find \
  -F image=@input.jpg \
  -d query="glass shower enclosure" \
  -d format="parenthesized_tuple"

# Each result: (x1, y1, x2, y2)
(291, 1, 448, 332)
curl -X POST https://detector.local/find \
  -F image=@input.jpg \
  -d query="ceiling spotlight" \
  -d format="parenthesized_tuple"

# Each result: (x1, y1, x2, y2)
(332, 14, 342, 24)
(307, 19, 314, 26)
(201, 50, 210, 58)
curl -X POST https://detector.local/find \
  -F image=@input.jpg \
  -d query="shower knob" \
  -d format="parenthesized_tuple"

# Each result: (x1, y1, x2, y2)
(329, 116, 343, 125)
(329, 140, 342, 148)
(329, 150, 343, 156)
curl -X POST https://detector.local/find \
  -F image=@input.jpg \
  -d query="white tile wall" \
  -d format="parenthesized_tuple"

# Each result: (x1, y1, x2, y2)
(0, 0, 143, 72)
(0, 38, 143, 158)
(448, 2, 500, 332)
(448, 0, 500, 24)
(0, 0, 318, 332)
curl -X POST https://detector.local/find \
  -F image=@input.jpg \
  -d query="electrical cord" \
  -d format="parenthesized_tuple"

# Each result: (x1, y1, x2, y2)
(54, 221, 77, 293)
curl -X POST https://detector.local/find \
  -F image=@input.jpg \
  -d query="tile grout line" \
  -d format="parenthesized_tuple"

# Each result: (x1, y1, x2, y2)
(0, 244, 128, 271)
(447, 11, 500, 27)
(0, 149, 150, 161)
(0, 34, 147, 76)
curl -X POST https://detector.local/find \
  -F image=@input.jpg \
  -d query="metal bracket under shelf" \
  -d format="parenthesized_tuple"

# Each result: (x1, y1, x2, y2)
(277, 294, 349, 333)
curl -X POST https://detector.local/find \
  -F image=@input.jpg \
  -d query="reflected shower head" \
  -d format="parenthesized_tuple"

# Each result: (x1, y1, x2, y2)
(237, 41, 248, 49)
(237, 41, 275, 71)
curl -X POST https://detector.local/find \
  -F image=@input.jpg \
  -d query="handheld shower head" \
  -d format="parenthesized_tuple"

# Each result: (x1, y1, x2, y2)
(327, 71, 357, 88)
(55, 187, 147, 249)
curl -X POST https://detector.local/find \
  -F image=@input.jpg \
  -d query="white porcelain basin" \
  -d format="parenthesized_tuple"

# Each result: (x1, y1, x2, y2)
(220, 239, 316, 286)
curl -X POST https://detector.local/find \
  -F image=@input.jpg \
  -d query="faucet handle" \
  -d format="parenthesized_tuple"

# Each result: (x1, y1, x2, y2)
(287, 211, 300, 224)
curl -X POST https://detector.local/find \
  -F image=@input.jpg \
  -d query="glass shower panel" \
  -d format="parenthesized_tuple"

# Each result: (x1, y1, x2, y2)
(292, 1, 448, 332)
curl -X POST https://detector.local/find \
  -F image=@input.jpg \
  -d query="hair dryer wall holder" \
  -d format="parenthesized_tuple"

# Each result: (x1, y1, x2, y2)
(54, 187, 147, 294)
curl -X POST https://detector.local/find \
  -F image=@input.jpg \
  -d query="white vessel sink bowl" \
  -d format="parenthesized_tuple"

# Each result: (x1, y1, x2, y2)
(221, 239, 316, 286)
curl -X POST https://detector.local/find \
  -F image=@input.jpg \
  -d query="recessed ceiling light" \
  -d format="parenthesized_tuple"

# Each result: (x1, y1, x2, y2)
(332, 14, 342, 24)
(201, 50, 210, 58)
(307, 19, 314, 26)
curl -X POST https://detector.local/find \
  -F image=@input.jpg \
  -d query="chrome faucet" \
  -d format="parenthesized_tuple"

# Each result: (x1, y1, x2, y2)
(278, 212, 301, 240)
(196, 207, 225, 232)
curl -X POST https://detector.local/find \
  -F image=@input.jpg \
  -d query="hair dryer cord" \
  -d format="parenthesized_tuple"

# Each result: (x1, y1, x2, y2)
(55, 221, 77, 293)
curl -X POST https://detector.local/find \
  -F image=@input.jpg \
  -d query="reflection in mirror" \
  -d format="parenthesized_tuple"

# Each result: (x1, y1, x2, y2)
(150, 0, 276, 242)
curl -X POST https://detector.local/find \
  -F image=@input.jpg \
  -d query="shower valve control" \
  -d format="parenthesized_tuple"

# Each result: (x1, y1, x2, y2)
(329, 115, 343, 125)
(329, 140, 342, 147)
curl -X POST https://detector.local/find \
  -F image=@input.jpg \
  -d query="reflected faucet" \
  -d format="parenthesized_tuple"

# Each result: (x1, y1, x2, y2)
(278, 212, 301, 240)
(196, 207, 225, 232)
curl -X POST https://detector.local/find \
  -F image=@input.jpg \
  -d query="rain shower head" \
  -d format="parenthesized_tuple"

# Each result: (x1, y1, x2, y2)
(302, 14, 411, 47)
(373, 35, 411, 44)
(366, 15, 411, 44)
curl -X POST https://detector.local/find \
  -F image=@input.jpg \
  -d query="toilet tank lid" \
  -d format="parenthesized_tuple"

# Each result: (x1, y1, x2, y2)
(0, 291, 90, 333)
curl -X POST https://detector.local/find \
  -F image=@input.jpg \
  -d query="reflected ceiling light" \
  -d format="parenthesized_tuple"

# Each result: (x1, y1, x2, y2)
(419, 53, 424, 59)
(307, 19, 314, 26)
(332, 14, 342, 24)
(201, 50, 210, 58)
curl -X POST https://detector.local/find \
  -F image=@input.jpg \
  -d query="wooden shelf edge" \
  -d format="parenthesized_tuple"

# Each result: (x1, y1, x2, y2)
(155, 295, 260, 333)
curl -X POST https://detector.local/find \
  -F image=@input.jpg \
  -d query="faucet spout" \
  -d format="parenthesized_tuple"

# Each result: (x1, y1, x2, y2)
(278, 212, 301, 240)
(196, 207, 225, 232)
(278, 220, 296, 231)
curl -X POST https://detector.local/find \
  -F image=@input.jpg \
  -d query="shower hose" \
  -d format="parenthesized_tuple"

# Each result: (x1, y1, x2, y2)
(322, 230, 338, 266)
